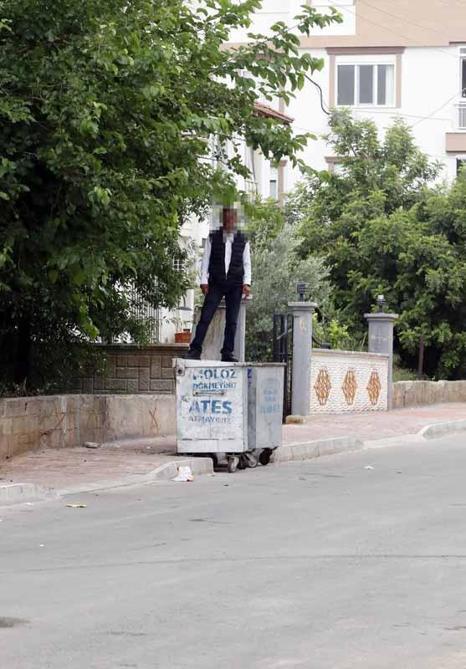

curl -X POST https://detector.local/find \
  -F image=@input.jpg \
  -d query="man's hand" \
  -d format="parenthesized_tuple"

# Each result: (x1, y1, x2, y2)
(242, 284, 251, 298)
(200, 284, 209, 296)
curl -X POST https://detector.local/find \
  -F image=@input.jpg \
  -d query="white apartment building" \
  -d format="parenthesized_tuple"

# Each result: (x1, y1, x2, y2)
(158, 0, 466, 343)
(229, 0, 466, 184)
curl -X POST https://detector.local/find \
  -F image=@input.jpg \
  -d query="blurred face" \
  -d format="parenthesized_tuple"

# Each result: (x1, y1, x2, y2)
(222, 208, 237, 233)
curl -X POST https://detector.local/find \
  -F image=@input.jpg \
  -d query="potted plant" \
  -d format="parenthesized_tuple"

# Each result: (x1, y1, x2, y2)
(175, 328, 191, 344)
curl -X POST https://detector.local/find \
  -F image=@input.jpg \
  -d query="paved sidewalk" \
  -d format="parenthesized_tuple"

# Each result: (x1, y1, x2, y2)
(284, 403, 466, 444)
(0, 437, 178, 493)
(0, 403, 465, 496)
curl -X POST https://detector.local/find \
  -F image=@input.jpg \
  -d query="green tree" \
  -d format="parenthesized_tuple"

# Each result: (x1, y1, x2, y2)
(0, 0, 340, 389)
(293, 110, 466, 378)
(245, 200, 332, 361)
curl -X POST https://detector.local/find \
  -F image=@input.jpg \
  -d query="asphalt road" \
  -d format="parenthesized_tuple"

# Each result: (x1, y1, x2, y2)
(2, 435, 466, 669)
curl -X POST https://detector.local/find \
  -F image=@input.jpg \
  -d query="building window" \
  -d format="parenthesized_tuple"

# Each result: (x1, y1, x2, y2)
(337, 63, 395, 107)
(457, 158, 466, 176)
(460, 47, 466, 97)
(269, 165, 278, 199)
(173, 257, 183, 273)
(325, 156, 346, 175)
(457, 49, 466, 130)
(244, 145, 258, 198)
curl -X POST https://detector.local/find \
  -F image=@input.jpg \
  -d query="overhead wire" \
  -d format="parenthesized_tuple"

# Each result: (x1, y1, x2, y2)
(228, 0, 461, 118)
(220, 5, 464, 166)
(305, 74, 331, 115)
(358, 0, 464, 55)
(268, 2, 461, 121)
(291, 84, 461, 133)
(282, 6, 463, 126)
(410, 90, 465, 128)
(339, 3, 460, 62)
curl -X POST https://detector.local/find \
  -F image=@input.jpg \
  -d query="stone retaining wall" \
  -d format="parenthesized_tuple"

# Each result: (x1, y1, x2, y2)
(310, 349, 389, 413)
(392, 380, 466, 408)
(72, 344, 188, 394)
(0, 393, 176, 462)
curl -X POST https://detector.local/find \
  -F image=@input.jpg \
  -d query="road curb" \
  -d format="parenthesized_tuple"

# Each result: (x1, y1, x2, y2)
(3, 419, 464, 505)
(272, 436, 363, 463)
(149, 457, 214, 481)
(53, 456, 215, 497)
(0, 483, 57, 506)
(1, 458, 214, 504)
(271, 418, 466, 466)
(419, 419, 466, 440)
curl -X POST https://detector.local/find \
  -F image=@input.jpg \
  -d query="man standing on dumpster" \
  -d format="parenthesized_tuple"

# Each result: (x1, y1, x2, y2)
(187, 206, 251, 362)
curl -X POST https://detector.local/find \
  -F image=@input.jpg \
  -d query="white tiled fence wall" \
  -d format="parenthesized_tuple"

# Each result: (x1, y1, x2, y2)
(310, 349, 389, 413)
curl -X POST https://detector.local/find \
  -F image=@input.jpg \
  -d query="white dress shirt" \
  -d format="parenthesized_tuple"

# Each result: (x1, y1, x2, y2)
(200, 232, 252, 285)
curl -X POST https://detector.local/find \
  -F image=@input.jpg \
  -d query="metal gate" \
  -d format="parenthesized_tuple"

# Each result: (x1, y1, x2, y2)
(272, 313, 293, 421)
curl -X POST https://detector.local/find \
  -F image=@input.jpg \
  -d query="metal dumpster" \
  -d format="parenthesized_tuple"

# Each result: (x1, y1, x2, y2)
(175, 359, 284, 472)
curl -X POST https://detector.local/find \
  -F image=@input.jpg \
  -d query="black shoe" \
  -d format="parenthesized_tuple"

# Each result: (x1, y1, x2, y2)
(221, 353, 238, 363)
(186, 349, 201, 360)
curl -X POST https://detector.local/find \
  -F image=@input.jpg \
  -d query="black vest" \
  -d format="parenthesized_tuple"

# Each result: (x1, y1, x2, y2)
(208, 228, 247, 286)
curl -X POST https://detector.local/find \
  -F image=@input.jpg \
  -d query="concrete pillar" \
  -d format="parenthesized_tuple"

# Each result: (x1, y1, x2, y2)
(288, 301, 316, 416)
(364, 312, 399, 408)
(194, 298, 249, 361)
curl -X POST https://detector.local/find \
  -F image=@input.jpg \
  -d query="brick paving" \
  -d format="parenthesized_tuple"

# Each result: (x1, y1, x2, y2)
(1, 403, 465, 493)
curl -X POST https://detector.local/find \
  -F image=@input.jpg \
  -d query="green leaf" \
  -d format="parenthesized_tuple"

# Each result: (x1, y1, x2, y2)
(0, 0, 341, 391)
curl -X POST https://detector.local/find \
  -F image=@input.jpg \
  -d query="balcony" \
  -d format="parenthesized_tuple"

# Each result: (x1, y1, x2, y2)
(445, 99, 466, 154)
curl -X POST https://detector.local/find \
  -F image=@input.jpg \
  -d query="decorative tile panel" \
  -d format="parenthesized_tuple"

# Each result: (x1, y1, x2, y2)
(314, 368, 332, 406)
(342, 369, 357, 405)
(367, 370, 382, 405)
(310, 350, 389, 414)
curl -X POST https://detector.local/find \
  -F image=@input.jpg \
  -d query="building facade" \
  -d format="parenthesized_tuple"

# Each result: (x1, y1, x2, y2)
(229, 0, 466, 184)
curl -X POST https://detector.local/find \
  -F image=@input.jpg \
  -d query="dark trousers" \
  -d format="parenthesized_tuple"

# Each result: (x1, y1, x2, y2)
(190, 282, 243, 355)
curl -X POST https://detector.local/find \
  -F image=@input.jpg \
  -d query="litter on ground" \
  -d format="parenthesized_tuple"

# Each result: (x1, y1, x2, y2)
(172, 466, 194, 482)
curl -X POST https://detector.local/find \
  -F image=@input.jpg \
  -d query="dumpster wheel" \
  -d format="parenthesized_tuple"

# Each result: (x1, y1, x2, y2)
(227, 455, 239, 473)
(244, 452, 258, 468)
(237, 456, 247, 470)
(259, 449, 272, 466)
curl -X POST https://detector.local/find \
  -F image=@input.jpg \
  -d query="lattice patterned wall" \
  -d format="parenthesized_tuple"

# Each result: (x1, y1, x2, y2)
(310, 349, 389, 413)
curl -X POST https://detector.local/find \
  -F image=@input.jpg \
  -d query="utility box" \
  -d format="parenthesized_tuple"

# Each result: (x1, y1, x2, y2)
(175, 359, 284, 471)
